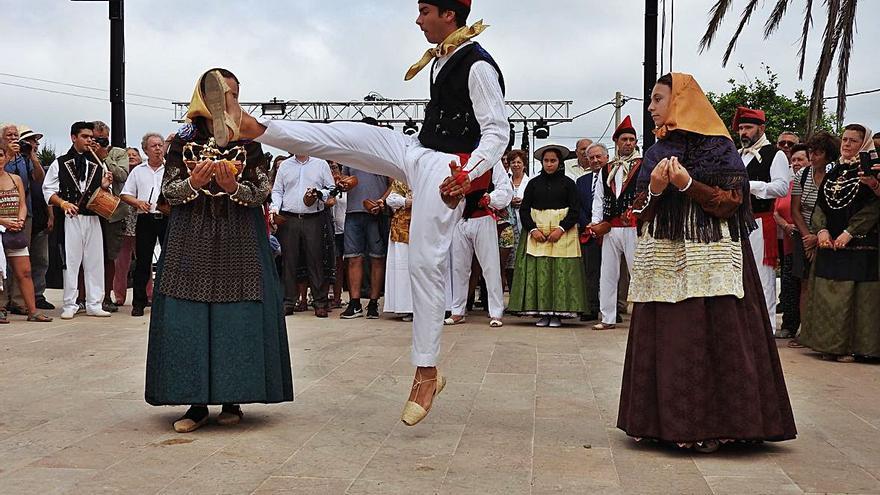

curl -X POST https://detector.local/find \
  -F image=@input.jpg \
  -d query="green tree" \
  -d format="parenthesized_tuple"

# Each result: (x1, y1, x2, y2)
(706, 66, 838, 141)
(37, 145, 56, 169)
(699, 0, 861, 135)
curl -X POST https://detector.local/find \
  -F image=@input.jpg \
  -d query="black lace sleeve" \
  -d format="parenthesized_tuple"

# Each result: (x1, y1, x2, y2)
(161, 137, 199, 205)
(229, 142, 271, 208)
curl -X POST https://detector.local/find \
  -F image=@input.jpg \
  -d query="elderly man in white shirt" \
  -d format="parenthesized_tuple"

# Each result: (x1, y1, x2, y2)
(120, 132, 167, 317)
(270, 154, 336, 317)
(734, 107, 792, 334)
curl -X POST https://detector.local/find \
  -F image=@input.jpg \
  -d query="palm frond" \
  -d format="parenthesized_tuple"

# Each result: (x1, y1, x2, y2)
(806, 0, 842, 135)
(834, 0, 858, 122)
(796, 0, 815, 79)
(699, 0, 736, 52)
(763, 0, 791, 37)
(721, 0, 761, 66)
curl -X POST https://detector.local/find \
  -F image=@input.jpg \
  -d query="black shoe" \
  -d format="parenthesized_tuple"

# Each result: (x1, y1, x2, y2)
(284, 306, 295, 316)
(341, 301, 363, 319)
(580, 313, 598, 322)
(366, 300, 379, 319)
(616, 314, 624, 323)
(7, 304, 28, 316)
(131, 306, 145, 317)
(103, 301, 119, 313)
(35, 297, 55, 310)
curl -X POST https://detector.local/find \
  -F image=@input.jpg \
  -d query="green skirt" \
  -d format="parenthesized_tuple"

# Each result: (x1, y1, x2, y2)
(145, 209, 293, 406)
(506, 237, 588, 318)
(800, 272, 880, 358)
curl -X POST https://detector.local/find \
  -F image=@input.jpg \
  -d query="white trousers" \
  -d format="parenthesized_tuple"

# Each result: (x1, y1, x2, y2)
(749, 218, 777, 332)
(63, 215, 104, 314)
(257, 121, 463, 366)
(450, 215, 504, 319)
(599, 227, 636, 324)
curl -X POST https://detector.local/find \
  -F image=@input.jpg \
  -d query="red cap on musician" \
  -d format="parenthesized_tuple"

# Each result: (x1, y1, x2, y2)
(732, 106, 766, 129)
(613, 115, 637, 140)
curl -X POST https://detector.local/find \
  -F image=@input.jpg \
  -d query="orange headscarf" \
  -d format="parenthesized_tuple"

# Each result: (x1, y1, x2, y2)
(654, 73, 731, 141)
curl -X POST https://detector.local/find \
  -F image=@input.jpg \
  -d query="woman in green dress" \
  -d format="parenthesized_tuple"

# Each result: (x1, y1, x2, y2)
(507, 145, 587, 327)
(145, 69, 293, 432)
(800, 123, 880, 362)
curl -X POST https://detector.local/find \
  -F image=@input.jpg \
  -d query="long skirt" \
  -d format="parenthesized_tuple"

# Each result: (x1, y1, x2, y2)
(384, 240, 412, 314)
(506, 237, 587, 318)
(617, 241, 797, 444)
(145, 216, 294, 406)
(800, 274, 880, 358)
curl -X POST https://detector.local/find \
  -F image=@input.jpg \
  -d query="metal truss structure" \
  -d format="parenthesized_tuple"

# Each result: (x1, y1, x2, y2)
(172, 99, 572, 125)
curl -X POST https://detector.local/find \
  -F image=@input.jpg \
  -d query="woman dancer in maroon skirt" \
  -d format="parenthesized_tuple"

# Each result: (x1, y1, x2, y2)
(617, 73, 796, 453)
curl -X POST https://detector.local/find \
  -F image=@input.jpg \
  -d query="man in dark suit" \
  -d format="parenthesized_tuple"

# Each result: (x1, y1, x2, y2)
(575, 142, 609, 321)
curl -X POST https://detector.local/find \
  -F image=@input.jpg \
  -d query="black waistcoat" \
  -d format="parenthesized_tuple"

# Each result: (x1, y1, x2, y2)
(746, 144, 780, 214)
(600, 160, 641, 221)
(418, 42, 505, 154)
(55, 147, 103, 216)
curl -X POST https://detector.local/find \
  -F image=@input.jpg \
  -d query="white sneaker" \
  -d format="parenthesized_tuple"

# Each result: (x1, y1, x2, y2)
(489, 319, 503, 328)
(87, 309, 112, 317)
(535, 317, 551, 327)
(61, 309, 76, 320)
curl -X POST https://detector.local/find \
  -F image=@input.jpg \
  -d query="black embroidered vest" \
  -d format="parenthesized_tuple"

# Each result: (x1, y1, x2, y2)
(601, 160, 641, 221)
(55, 148, 103, 216)
(418, 42, 505, 154)
(746, 144, 780, 214)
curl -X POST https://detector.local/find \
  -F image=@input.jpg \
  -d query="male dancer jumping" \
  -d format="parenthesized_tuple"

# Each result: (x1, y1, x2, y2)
(197, 0, 507, 425)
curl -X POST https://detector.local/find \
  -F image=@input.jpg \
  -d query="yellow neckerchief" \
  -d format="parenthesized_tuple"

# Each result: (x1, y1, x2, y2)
(739, 133, 772, 163)
(404, 21, 488, 81)
(606, 149, 642, 188)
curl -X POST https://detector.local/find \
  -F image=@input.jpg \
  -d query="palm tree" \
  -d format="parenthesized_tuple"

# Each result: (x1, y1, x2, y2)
(699, 0, 859, 136)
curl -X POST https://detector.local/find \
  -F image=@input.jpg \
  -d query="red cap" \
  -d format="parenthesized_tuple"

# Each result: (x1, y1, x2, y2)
(613, 115, 637, 140)
(732, 106, 766, 129)
(420, 0, 471, 10)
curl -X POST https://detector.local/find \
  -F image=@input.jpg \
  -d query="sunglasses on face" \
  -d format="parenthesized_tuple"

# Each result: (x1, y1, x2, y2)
(777, 140, 796, 148)
(94, 137, 110, 147)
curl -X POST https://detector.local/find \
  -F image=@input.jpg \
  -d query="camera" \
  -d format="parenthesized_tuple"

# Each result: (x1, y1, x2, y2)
(18, 140, 32, 155)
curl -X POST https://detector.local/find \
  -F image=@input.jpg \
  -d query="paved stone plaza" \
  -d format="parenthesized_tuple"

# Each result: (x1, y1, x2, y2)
(1, 290, 879, 494)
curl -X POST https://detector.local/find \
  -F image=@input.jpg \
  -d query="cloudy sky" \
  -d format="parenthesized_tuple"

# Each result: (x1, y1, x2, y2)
(3, 0, 878, 168)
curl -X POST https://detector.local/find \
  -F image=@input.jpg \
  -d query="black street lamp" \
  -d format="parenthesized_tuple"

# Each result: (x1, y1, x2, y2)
(72, 0, 126, 147)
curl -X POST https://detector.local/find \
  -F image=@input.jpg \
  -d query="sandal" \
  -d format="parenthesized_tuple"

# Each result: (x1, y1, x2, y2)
(443, 315, 466, 325)
(203, 70, 241, 147)
(786, 339, 805, 349)
(401, 371, 446, 426)
(0, 308, 8, 324)
(27, 313, 54, 322)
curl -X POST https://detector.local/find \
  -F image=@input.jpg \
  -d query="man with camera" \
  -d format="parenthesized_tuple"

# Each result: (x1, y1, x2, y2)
(270, 154, 336, 317)
(92, 121, 130, 313)
(1, 124, 47, 313)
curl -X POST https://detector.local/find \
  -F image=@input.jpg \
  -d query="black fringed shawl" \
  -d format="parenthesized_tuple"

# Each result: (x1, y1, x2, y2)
(636, 130, 756, 243)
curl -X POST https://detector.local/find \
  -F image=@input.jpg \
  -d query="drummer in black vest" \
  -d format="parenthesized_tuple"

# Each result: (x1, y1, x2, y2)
(42, 121, 114, 320)
(208, 0, 508, 427)
(734, 107, 792, 335)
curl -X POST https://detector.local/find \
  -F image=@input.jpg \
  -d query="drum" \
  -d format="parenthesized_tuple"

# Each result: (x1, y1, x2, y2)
(86, 188, 121, 220)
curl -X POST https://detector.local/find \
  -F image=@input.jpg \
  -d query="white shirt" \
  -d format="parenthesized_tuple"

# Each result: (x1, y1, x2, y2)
(431, 41, 508, 181)
(740, 148, 791, 199)
(591, 166, 626, 224)
(511, 173, 531, 200)
(43, 151, 100, 202)
(487, 162, 514, 210)
(270, 156, 335, 214)
(121, 162, 165, 213)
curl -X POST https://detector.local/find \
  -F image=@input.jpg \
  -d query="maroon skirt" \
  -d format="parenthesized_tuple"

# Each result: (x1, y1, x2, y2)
(617, 241, 797, 444)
